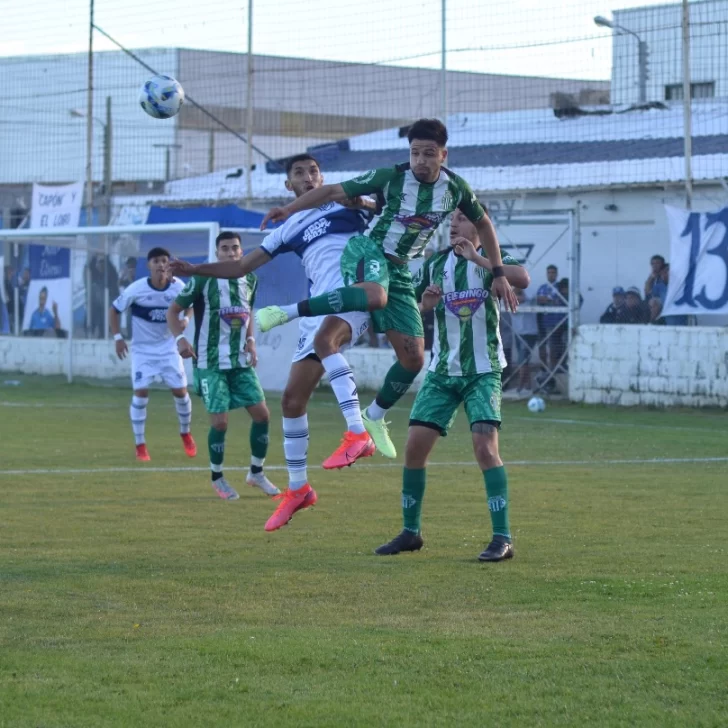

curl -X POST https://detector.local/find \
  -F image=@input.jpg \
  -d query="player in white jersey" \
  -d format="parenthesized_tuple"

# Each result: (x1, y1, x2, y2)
(170, 154, 377, 531)
(110, 247, 197, 462)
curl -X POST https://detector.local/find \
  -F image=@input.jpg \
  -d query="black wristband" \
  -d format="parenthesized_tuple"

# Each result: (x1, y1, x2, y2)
(492, 266, 505, 278)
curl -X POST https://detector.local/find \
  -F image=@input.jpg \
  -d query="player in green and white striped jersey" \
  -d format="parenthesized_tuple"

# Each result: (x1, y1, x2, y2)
(375, 209, 531, 562)
(255, 119, 518, 461)
(167, 231, 280, 502)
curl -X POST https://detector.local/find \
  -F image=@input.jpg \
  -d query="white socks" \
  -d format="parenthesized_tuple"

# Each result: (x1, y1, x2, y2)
(365, 400, 388, 422)
(174, 393, 192, 434)
(130, 395, 148, 445)
(280, 303, 300, 321)
(322, 353, 365, 434)
(283, 414, 309, 490)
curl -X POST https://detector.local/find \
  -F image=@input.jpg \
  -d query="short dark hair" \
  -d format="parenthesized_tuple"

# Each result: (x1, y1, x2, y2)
(651, 255, 666, 265)
(147, 247, 170, 261)
(40, 286, 48, 296)
(285, 154, 320, 176)
(407, 118, 448, 147)
(216, 231, 242, 248)
(547, 264, 558, 271)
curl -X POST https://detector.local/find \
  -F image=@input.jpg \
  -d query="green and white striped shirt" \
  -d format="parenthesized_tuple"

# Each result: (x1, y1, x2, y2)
(175, 274, 257, 371)
(340, 163, 485, 261)
(415, 248, 520, 377)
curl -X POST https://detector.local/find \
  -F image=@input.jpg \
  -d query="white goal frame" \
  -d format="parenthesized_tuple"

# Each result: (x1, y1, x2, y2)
(0, 222, 220, 383)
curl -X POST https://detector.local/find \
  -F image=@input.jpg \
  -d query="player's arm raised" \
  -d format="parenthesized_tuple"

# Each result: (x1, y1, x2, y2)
(452, 237, 530, 290)
(169, 247, 272, 280)
(261, 183, 347, 229)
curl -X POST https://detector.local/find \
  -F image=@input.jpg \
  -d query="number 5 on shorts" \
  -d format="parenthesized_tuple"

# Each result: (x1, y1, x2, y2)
(200, 378, 210, 407)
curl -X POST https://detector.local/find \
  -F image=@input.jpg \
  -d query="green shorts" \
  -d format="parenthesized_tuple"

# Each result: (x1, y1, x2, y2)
(409, 371, 502, 436)
(193, 366, 264, 414)
(340, 235, 424, 338)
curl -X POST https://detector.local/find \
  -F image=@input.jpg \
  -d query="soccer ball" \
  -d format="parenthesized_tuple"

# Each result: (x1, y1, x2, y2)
(527, 396, 546, 413)
(139, 75, 185, 119)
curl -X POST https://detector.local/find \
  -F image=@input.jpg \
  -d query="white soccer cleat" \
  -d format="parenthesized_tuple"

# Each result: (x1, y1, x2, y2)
(246, 471, 281, 496)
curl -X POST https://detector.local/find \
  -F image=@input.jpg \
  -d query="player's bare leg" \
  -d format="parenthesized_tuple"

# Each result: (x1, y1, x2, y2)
(131, 387, 151, 461)
(245, 401, 280, 496)
(314, 316, 374, 469)
(265, 359, 321, 532)
(362, 330, 425, 459)
(471, 423, 513, 562)
(171, 386, 196, 457)
(375, 425, 438, 555)
(256, 281, 386, 332)
(208, 412, 238, 500)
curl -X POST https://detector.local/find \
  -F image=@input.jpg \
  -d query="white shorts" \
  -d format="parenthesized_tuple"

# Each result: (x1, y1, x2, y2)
(131, 353, 188, 390)
(291, 312, 370, 364)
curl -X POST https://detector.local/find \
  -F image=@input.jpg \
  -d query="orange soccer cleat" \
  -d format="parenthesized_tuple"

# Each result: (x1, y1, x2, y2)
(322, 431, 375, 470)
(181, 432, 197, 458)
(136, 444, 151, 462)
(264, 485, 318, 532)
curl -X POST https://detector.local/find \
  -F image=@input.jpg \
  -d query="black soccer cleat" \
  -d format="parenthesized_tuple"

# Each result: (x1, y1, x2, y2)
(478, 537, 514, 562)
(374, 529, 424, 555)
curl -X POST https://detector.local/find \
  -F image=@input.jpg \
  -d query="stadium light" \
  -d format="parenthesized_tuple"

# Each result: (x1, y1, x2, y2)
(69, 97, 114, 224)
(594, 15, 648, 103)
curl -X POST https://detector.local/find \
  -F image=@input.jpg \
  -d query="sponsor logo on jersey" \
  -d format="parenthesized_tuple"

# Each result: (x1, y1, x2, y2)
(443, 288, 488, 321)
(302, 217, 332, 243)
(219, 305, 250, 329)
(148, 308, 168, 322)
(395, 211, 445, 233)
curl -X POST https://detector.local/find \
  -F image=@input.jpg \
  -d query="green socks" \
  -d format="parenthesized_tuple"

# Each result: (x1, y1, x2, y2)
(376, 361, 420, 409)
(483, 466, 511, 540)
(250, 420, 269, 473)
(299, 286, 369, 317)
(209, 427, 226, 480)
(402, 467, 426, 533)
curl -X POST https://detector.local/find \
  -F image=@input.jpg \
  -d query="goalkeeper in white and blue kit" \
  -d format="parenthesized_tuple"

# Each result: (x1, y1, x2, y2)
(109, 247, 197, 462)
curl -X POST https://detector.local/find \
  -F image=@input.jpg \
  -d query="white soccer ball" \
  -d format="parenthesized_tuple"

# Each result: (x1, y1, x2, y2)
(527, 396, 546, 413)
(139, 75, 185, 119)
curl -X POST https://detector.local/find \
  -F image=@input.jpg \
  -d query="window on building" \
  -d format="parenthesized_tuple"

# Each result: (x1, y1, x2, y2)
(665, 82, 715, 101)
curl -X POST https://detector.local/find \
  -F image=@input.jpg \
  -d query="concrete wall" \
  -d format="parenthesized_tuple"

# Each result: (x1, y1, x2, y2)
(0, 335, 428, 394)
(569, 324, 728, 407)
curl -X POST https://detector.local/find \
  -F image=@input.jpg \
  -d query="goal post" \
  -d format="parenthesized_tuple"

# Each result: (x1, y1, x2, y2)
(0, 222, 219, 383)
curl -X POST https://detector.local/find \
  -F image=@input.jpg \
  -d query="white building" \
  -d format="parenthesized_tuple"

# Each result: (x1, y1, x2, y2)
(0, 49, 607, 190)
(608, 0, 728, 104)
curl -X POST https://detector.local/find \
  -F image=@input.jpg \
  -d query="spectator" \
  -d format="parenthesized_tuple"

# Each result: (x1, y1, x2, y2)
(600, 286, 626, 323)
(617, 287, 650, 324)
(118, 257, 137, 289)
(536, 264, 564, 368)
(18, 268, 30, 326)
(645, 254, 667, 301)
(85, 254, 120, 338)
(26, 286, 61, 334)
(658, 265, 689, 325)
(3, 265, 16, 333)
(508, 288, 539, 394)
(649, 297, 665, 325)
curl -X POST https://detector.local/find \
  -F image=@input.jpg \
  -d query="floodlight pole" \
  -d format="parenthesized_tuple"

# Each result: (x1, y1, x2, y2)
(440, 0, 447, 122)
(245, 0, 254, 208)
(85, 0, 95, 226)
(681, 0, 693, 210)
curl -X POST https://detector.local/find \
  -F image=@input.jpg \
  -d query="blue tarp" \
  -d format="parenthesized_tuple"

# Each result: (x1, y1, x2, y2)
(138, 205, 307, 306)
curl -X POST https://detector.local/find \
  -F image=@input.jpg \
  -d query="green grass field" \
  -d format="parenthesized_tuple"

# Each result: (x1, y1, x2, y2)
(1, 376, 726, 727)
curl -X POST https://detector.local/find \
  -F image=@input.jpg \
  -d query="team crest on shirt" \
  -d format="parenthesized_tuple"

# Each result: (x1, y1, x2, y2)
(441, 191, 455, 210)
(219, 306, 250, 330)
(443, 288, 488, 321)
